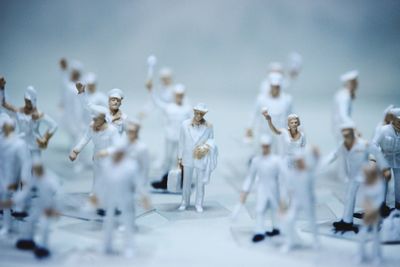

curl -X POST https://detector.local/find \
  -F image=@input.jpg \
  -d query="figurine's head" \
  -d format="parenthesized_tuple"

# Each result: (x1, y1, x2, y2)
(295, 157, 306, 170)
(260, 135, 272, 155)
(193, 103, 208, 124)
(69, 60, 83, 82)
(363, 161, 378, 185)
(287, 114, 300, 130)
(391, 108, 400, 130)
(340, 70, 358, 99)
(108, 88, 124, 111)
(287, 52, 302, 79)
(33, 163, 44, 177)
(24, 86, 37, 110)
(159, 67, 173, 86)
(1, 117, 15, 136)
(268, 72, 282, 98)
(85, 72, 97, 93)
(174, 84, 185, 105)
(93, 113, 106, 128)
(126, 120, 141, 142)
(70, 70, 81, 82)
(341, 128, 355, 145)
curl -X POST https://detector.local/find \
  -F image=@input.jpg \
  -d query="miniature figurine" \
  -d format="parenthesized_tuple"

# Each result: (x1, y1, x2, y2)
(1, 78, 58, 158)
(263, 111, 306, 168)
(81, 72, 108, 124)
(147, 83, 192, 190)
(76, 82, 127, 135)
(372, 107, 400, 212)
(247, 72, 293, 154)
(324, 121, 390, 233)
(373, 105, 394, 139)
(99, 141, 150, 257)
(357, 161, 385, 264)
(285, 52, 303, 91)
(332, 70, 358, 142)
(280, 147, 320, 252)
(69, 105, 119, 199)
(239, 135, 282, 242)
(258, 62, 285, 96)
(177, 103, 218, 212)
(0, 116, 31, 235)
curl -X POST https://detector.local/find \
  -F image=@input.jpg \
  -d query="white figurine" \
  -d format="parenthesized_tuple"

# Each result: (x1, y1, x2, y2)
(258, 62, 285, 96)
(325, 121, 390, 232)
(239, 135, 282, 242)
(69, 105, 119, 199)
(99, 142, 150, 257)
(59, 58, 86, 143)
(263, 111, 306, 168)
(147, 83, 192, 189)
(247, 72, 293, 154)
(177, 103, 218, 212)
(372, 107, 400, 211)
(76, 82, 127, 135)
(4, 160, 61, 259)
(0, 116, 31, 235)
(280, 147, 320, 251)
(81, 72, 108, 121)
(1, 80, 58, 158)
(357, 161, 385, 264)
(285, 52, 303, 91)
(373, 104, 394, 139)
(332, 70, 358, 142)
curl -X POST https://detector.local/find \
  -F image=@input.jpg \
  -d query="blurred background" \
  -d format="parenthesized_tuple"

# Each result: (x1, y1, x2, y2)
(1, 0, 399, 154)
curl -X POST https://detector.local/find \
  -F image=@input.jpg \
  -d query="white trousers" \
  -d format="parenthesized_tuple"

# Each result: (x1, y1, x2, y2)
(181, 166, 206, 207)
(162, 139, 178, 173)
(342, 179, 360, 223)
(359, 223, 381, 262)
(254, 191, 277, 234)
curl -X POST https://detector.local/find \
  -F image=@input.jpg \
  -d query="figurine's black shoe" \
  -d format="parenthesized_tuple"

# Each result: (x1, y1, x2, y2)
(265, 229, 280, 237)
(252, 234, 265, 243)
(395, 202, 400, 210)
(96, 209, 106, 217)
(151, 173, 168, 190)
(333, 220, 358, 233)
(16, 239, 36, 250)
(34, 246, 50, 259)
(380, 203, 392, 218)
(353, 212, 364, 219)
(12, 211, 28, 219)
(114, 209, 121, 216)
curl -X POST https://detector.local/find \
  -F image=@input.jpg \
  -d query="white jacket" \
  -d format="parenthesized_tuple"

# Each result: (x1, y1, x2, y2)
(372, 124, 400, 168)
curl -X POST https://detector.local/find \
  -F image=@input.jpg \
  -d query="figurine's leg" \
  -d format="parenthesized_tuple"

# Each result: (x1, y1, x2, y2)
(180, 166, 193, 209)
(342, 180, 360, 223)
(16, 208, 39, 250)
(103, 203, 115, 253)
(371, 223, 382, 262)
(254, 192, 268, 238)
(357, 225, 367, 263)
(306, 201, 319, 245)
(393, 168, 400, 209)
(33, 215, 51, 259)
(162, 139, 173, 173)
(194, 169, 206, 212)
(121, 202, 135, 257)
(0, 192, 12, 235)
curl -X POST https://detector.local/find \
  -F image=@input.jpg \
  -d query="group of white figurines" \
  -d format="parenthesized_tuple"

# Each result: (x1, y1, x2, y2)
(0, 53, 399, 264)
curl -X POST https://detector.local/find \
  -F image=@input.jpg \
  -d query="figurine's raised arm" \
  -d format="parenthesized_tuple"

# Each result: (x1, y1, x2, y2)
(262, 109, 282, 135)
(0, 77, 18, 113)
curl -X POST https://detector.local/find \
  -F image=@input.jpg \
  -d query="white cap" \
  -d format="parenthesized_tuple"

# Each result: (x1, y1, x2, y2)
(108, 88, 124, 99)
(383, 104, 394, 116)
(391, 108, 400, 119)
(268, 62, 284, 73)
(287, 52, 303, 72)
(147, 55, 157, 66)
(260, 135, 272, 145)
(84, 72, 97, 84)
(339, 120, 356, 130)
(69, 59, 83, 72)
(193, 103, 208, 113)
(90, 104, 108, 118)
(24, 86, 37, 108)
(174, 84, 186, 94)
(159, 67, 173, 78)
(269, 72, 283, 86)
(340, 70, 359, 83)
(125, 118, 141, 130)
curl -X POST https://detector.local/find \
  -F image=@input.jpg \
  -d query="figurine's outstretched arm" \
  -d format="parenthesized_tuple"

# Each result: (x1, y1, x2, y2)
(0, 79, 18, 113)
(262, 109, 281, 135)
(70, 127, 92, 161)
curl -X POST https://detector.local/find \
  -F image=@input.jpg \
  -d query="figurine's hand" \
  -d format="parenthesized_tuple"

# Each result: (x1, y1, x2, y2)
(59, 58, 67, 70)
(239, 192, 248, 204)
(69, 150, 78, 161)
(0, 199, 13, 209)
(262, 110, 271, 121)
(75, 82, 85, 94)
(95, 150, 108, 159)
(245, 128, 253, 138)
(36, 138, 49, 149)
(44, 208, 60, 218)
(7, 183, 18, 191)
(89, 195, 98, 206)
(383, 168, 391, 181)
(145, 79, 153, 91)
(0, 76, 6, 90)
(194, 145, 209, 159)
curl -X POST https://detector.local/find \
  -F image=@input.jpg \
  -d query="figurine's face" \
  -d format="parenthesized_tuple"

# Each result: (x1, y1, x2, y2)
(93, 114, 106, 127)
(295, 158, 306, 170)
(384, 113, 394, 124)
(288, 118, 299, 130)
(24, 98, 33, 109)
(289, 69, 299, 79)
(109, 97, 121, 111)
(87, 83, 96, 93)
(113, 150, 125, 163)
(193, 110, 206, 122)
(393, 117, 400, 130)
(270, 85, 280, 98)
(341, 128, 355, 144)
(347, 79, 358, 99)
(161, 76, 172, 86)
(127, 126, 139, 141)
(261, 144, 271, 155)
(2, 123, 14, 136)
(33, 165, 44, 177)
(70, 70, 81, 82)
(175, 93, 184, 105)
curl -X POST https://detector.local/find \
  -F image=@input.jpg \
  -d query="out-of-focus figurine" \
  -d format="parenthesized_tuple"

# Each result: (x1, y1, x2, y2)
(357, 161, 385, 264)
(239, 135, 282, 242)
(332, 70, 358, 143)
(280, 147, 320, 252)
(2, 159, 62, 259)
(263, 111, 306, 168)
(372, 107, 400, 212)
(286, 52, 303, 90)
(247, 72, 293, 154)
(1, 77, 58, 158)
(258, 62, 285, 96)
(0, 116, 31, 235)
(324, 121, 390, 233)
(81, 72, 107, 124)
(177, 103, 218, 212)
(147, 83, 192, 190)
(76, 82, 127, 135)
(69, 104, 119, 199)
(59, 58, 85, 144)
(373, 105, 394, 139)
(98, 141, 150, 257)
